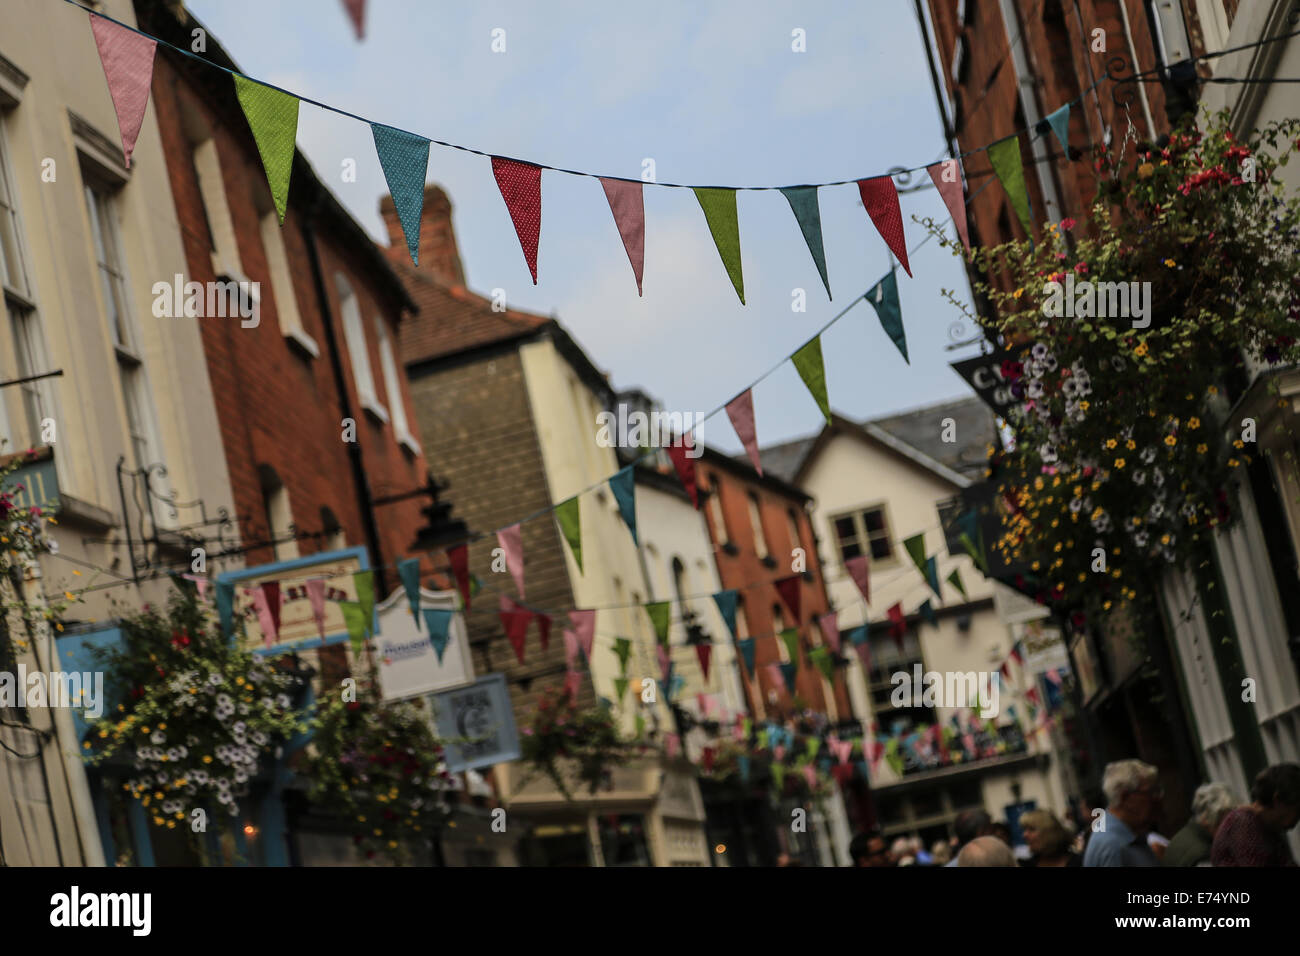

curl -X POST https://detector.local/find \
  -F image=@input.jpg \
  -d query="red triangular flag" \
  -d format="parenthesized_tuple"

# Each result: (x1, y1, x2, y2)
(341, 0, 366, 39)
(927, 159, 970, 250)
(599, 178, 644, 295)
(666, 438, 699, 508)
(886, 602, 906, 648)
(447, 544, 471, 610)
(695, 643, 712, 682)
(1010, 642, 1024, 665)
(498, 595, 533, 664)
(262, 582, 282, 637)
(857, 176, 912, 277)
(775, 575, 802, 622)
(701, 746, 716, 774)
(89, 13, 157, 169)
(725, 390, 761, 475)
(536, 613, 552, 653)
(818, 611, 840, 654)
(491, 157, 542, 284)
(1026, 686, 1041, 705)
(845, 555, 870, 605)
(1000, 660, 1011, 678)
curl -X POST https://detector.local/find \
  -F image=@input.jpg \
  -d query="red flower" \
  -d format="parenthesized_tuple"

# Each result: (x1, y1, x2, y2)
(1073, 262, 1089, 275)
(1059, 218, 1077, 231)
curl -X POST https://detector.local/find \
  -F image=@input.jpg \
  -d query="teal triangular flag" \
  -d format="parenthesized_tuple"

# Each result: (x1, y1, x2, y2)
(713, 589, 738, 639)
(924, 556, 941, 599)
(918, 599, 937, 628)
(779, 662, 798, 692)
(1044, 104, 1070, 156)
(848, 625, 869, 646)
(371, 123, 430, 265)
(737, 638, 756, 678)
(397, 557, 422, 629)
(422, 608, 453, 662)
(865, 271, 907, 364)
(216, 580, 235, 638)
(778, 186, 830, 299)
(609, 465, 637, 545)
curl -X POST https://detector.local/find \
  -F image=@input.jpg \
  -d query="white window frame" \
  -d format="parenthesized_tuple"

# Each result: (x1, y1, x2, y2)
(335, 273, 387, 423)
(192, 137, 243, 280)
(747, 492, 769, 559)
(257, 205, 318, 358)
(376, 316, 418, 454)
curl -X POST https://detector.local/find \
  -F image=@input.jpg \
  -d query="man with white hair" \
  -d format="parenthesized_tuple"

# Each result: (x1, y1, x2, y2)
(1163, 783, 1237, 867)
(1083, 759, 1162, 866)
(956, 836, 1017, 867)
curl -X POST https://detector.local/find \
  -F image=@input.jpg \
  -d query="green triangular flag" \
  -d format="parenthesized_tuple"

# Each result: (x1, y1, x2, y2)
(352, 571, 375, 632)
(758, 729, 770, 749)
(780, 628, 801, 670)
(791, 337, 831, 426)
(233, 75, 299, 224)
(613, 677, 629, 702)
(946, 568, 968, 600)
(555, 496, 583, 573)
(865, 271, 908, 364)
(778, 186, 830, 299)
(987, 134, 1033, 236)
(924, 556, 942, 599)
(646, 601, 671, 646)
(634, 713, 646, 738)
(1044, 104, 1070, 156)
(613, 637, 632, 675)
(693, 187, 744, 304)
(810, 647, 835, 683)
(339, 600, 368, 657)
(770, 761, 786, 791)
(903, 533, 927, 576)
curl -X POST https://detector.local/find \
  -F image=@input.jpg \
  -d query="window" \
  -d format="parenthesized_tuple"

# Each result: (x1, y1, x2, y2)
(319, 507, 346, 552)
(832, 505, 895, 566)
(377, 317, 418, 454)
(747, 493, 769, 559)
(785, 507, 802, 552)
(867, 628, 932, 731)
(735, 600, 749, 639)
(335, 274, 386, 421)
(257, 201, 317, 357)
(191, 137, 242, 277)
(259, 465, 297, 561)
(0, 117, 30, 299)
(707, 473, 730, 543)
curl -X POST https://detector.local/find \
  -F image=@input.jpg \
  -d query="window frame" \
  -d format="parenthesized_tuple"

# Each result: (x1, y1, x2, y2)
(830, 502, 898, 569)
(335, 273, 387, 423)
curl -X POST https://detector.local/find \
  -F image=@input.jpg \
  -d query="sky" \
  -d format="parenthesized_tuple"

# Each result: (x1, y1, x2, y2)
(187, 0, 983, 455)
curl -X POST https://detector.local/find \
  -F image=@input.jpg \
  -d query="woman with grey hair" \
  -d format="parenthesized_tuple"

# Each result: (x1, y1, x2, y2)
(1163, 783, 1237, 866)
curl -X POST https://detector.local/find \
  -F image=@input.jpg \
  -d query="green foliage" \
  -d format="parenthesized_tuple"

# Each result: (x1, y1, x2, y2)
(519, 686, 641, 799)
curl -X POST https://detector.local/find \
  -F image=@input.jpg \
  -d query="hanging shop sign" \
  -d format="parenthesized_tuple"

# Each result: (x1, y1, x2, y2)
(375, 586, 474, 702)
(431, 673, 520, 773)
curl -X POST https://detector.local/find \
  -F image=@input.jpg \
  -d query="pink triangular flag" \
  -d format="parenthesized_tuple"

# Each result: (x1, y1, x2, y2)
(491, 157, 542, 283)
(927, 159, 970, 250)
(657, 644, 671, 679)
(252, 585, 278, 648)
(563, 669, 581, 701)
(775, 744, 787, 762)
(341, 0, 366, 39)
(1046, 668, 1062, 686)
(857, 176, 912, 277)
(563, 629, 579, 670)
(89, 13, 157, 169)
(665, 733, 680, 759)
(700, 693, 718, 719)
(845, 555, 870, 605)
(767, 662, 787, 692)
(599, 178, 644, 295)
(182, 573, 209, 604)
(803, 764, 818, 789)
(496, 524, 525, 598)
(829, 735, 853, 765)
(568, 609, 595, 663)
(818, 611, 840, 654)
(695, 643, 713, 682)
(725, 390, 762, 475)
(666, 438, 699, 508)
(305, 578, 327, 641)
(854, 638, 872, 674)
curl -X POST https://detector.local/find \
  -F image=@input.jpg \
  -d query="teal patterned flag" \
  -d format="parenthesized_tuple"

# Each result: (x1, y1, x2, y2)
(397, 557, 421, 628)
(779, 186, 831, 299)
(422, 608, 453, 663)
(713, 589, 738, 639)
(865, 270, 907, 364)
(609, 466, 637, 545)
(371, 123, 430, 265)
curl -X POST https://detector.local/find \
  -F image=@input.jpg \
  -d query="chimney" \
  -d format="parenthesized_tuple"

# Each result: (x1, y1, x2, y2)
(380, 184, 466, 287)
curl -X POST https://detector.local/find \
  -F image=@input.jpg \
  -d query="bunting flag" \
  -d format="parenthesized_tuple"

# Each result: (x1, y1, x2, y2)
(902, 533, 927, 576)
(829, 735, 853, 765)
(422, 608, 453, 663)
(693, 187, 744, 304)
(656, 644, 670, 680)
(563, 669, 582, 701)
(555, 496, 583, 573)
(946, 568, 968, 600)
(568, 609, 596, 663)
(563, 629, 579, 670)
(736, 637, 756, 678)
(491, 157, 542, 283)
(216, 580, 235, 639)
(778, 186, 831, 299)
(802, 763, 818, 790)
(181, 573, 209, 604)
(806, 737, 821, 761)
(856, 176, 912, 277)
(353, 571, 375, 631)
(849, 626, 871, 673)
(612, 676, 629, 703)
(771, 761, 786, 792)
(1010, 641, 1024, 665)
(810, 647, 834, 683)
(699, 693, 719, 719)
(886, 602, 907, 643)
(695, 642, 713, 682)
(1044, 103, 1071, 155)
(818, 611, 840, 654)
(668, 670, 685, 701)
(609, 465, 638, 544)
(612, 637, 632, 674)
(987, 134, 1033, 237)
(775, 575, 802, 622)
(447, 544, 471, 610)
(766, 662, 786, 692)
(233, 75, 299, 224)
(599, 178, 644, 295)
(918, 599, 937, 628)
(536, 613, 552, 653)
(926, 158, 970, 250)
(779, 662, 798, 693)
(845, 554, 870, 605)
(779, 628, 800, 669)
(88, 13, 157, 170)
(725, 390, 762, 474)
(733, 716, 746, 743)
(341, 0, 366, 39)
(499, 596, 533, 664)
(791, 336, 831, 426)
(1026, 686, 1041, 706)
(339, 600, 368, 657)
(666, 439, 699, 508)
(713, 589, 738, 639)
(865, 271, 908, 364)
(924, 555, 942, 599)
(645, 601, 671, 646)
(496, 524, 525, 598)
(701, 746, 717, 775)
(305, 577, 327, 641)
(397, 557, 422, 628)
(252, 584, 279, 648)
(371, 124, 430, 266)
(665, 733, 680, 760)
(1046, 668, 1062, 686)
(470, 574, 483, 599)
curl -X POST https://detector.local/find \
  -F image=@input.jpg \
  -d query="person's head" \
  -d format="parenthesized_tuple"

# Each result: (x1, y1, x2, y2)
(1190, 783, 1237, 837)
(890, 836, 913, 865)
(956, 835, 1017, 867)
(1102, 759, 1162, 832)
(989, 821, 1012, 846)
(1020, 809, 1070, 859)
(953, 808, 994, 850)
(1250, 763, 1300, 833)
(849, 829, 892, 867)
(929, 840, 952, 866)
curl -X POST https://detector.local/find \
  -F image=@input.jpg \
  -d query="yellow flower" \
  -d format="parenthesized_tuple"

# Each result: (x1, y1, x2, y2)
(1079, 400, 1090, 412)
(1164, 435, 1177, 446)
(1233, 439, 1244, 449)
(1106, 439, 1117, 450)
(64, 591, 75, 602)
(140, 726, 150, 734)
(154, 791, 164, 800)
(1134, 343, 1149, 357)
(1228, 458, 1240, 468)
(73, 569, 81, 576)
(1187, 417, 1201, 429)
(1164, 258, 1176, 267)
(157, 723, 165, 730)
(203, 755, 213, 764)
(1013, 287, 1025, 299)
(1196, 444, 1208, 454)
(1126, 440, 1136, 450)
(1114, 458, 1126, 469)
(1138, 162, 1154, 178)
(1207, 386, 1218, 396)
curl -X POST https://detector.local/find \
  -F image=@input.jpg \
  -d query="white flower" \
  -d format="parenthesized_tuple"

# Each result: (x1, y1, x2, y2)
(234, 771, 248, 784)
(276, 694, 291, 709)
(1133, 470, 1146, 486)
(1152, 468, 1165, 487)
(1134, 531, 1149, 548)
(208, 673, 223, 686)
(1027, 381, 1044, 399)
(216, 693, 233, 708)
(1140, 446, 1158, 464)
(217, 790, 232, 804)
(238, 703, 249, 716)
(1040, 443, 1058, 464)
(151, 731, 165, 745)
(1031, 343, 1049, 361)
(1148, 502, 1166, 520)
(1069, 498, 1084, 513)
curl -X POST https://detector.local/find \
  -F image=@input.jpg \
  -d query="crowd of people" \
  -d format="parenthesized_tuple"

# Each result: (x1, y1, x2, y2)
(848, 761, 1300, 867)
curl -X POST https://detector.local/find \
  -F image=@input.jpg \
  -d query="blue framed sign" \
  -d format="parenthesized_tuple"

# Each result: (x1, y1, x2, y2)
(216, 547, 374, 656)
(431, 673, 520, 773)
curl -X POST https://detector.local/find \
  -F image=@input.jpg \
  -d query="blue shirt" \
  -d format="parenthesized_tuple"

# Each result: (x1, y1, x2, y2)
(1083, 811, 1160, 867)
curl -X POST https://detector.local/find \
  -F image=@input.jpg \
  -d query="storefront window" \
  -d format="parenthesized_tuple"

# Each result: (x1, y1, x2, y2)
(597, 814, 651, 866)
